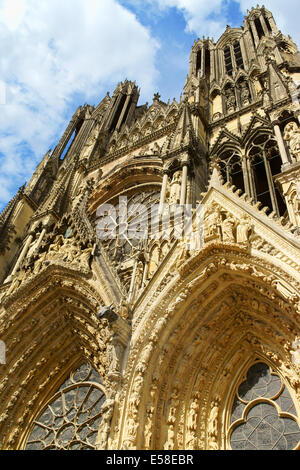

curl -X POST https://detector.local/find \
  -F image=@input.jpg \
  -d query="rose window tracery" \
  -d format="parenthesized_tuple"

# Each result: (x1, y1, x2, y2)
(96, 190, 161, 263)
(25, 363, 106, 450)
(229, 362, 300, 450)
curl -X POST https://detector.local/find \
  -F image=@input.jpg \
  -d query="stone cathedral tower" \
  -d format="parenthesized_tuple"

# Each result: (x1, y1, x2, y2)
(0, 5, 300, 451)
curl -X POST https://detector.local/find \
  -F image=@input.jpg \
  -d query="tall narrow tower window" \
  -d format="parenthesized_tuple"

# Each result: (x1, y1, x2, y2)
(248, 134, 287, 216)
(233, 41, 244, 69)
(109, 94, 127, 132)
(224, 46, 233, 76)
(205, 49, 211, 78)
(255, 17, 264, 40)
(59, 119, 84, 161)
(264, 15, 273, 33)
(196, 49, 202, 76)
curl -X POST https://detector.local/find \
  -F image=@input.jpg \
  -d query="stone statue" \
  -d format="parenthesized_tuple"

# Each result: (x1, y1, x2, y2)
(204, 203, 222, 242)
(27, 233, 41, 260)
(144, 405, 154, 450)
(240, 81, 250, 105)
(187, 396, 199, 432)
(6, 268, 26, 296)
(71, 246, 92, 269)
(236, 214, 252, 244)
(284, 122, 300, 162)
(47, 235, 64, 261)
(33, 250, 49, 274)
(168, 171, 182, 205)
(225, 88, 236, 112)
(96, 399, 115, 449)
(164, 424, 175, 450)
(175, 238, 190, 270)
(221, 212, 236, 243)
(107, 337, 124, 375)
(81, 124, 99, 159)
(208, 399, 219, 438)
(62, 239, 80, 264)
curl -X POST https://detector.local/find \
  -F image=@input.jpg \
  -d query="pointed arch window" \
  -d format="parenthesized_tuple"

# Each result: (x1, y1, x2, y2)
(229, 361, 300, 450)
(264, 15, 273, 34)
(255, 17, 265, 40)
(233, 41, 244, 70)
(219, 150, 245, 193)
(248, 133, 287, 216)
(196, 48, 202, 76)
(25, 363, 106, 450)
(224, 46, 233, 76)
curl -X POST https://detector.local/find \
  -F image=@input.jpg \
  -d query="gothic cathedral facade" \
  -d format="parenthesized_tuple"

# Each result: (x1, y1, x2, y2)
(0, 5, 300, 450)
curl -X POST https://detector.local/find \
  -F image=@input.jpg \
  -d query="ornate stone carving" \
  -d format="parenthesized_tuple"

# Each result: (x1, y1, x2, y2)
(284, 122, 300, 162)
(185, 392, 200, 450)
(168, 171, 182, 205)
(164, 387, 179, 450)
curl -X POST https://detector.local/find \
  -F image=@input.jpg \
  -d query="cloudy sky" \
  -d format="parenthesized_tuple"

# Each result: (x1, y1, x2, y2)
(0, 0, 299, 211)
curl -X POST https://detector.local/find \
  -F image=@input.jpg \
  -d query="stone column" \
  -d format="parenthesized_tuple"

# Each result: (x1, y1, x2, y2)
(5, 234, 33, 283)
(159, 172, 169, 215)
(180, 164, 188, 206)
(35, 228, 47, 253)
(273, 123, 290, 165)
(241, 156, 251, 196)
(128, 257, 138, 304)
(142, 260, 149, 287)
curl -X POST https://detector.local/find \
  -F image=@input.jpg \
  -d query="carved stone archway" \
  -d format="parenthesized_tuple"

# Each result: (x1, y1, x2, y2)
(115, 246, 300, 450)
(0, 265, 123, 450)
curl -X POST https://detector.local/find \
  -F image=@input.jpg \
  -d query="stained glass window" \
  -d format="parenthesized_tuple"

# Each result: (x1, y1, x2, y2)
(25, 363, 106, 450)
(229, 362, 300, 450)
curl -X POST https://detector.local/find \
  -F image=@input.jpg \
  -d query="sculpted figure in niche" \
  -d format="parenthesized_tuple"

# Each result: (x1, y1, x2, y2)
(175, 238, 190, 269)
(239, 81, 251, 106)
(221, 212, 237, 243)
(83, 123, 99, 157)
(144, 405, 154, 450)
(225, 87, 236, 112)
(33, 250, 49, 274)
(107, 338, 124, 376)
(96, 398, 115, 449)
(27, 232, 41, 260)
(61, 239, 80, 263)
(284, 122, 300, 162)
(71, 246, 92, 269)
(236, 214, 252, 244)
(6, 268, 26, 296)
(168, 171, 182, 205)
(47, 235, 64, 261)
(207, 398, 220, 439)
(164, 387, 179, 449)
(204, 203, 222, 242)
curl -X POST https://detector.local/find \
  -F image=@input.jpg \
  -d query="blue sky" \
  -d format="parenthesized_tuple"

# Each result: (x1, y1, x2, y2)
(0, 0, 299, 211)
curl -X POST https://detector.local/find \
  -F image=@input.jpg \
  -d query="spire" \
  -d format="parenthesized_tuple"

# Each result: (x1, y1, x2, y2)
(168, 102, 194, 151)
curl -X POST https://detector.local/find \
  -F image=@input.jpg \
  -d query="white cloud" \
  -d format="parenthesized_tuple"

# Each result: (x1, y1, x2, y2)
(126, 0, 226, 38)
(0, 0, 159, 208)
(130, 0, 300, 46)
